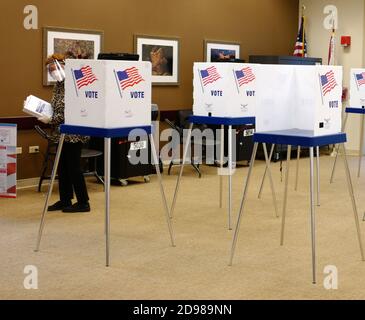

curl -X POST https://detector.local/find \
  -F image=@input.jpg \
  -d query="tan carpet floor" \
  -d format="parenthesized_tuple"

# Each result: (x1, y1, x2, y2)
(1, 155, 365, 300)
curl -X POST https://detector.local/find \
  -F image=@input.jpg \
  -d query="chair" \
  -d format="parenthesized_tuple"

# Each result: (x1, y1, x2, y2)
(34, 125, 104, 192)
(165, 110, 213, 178)
(80, 148, 104, 185)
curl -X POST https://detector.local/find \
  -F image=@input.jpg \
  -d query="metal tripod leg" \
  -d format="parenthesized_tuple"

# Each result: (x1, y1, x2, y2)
(358, 114, 365, 178)
(35, 134, 65, 252)
(340, 143, 365, 261)
(219, 125, 224, 209)
(149, 134, 175, 247)
(262, 143, 279, 218)
(330, 144, 341, 184)
(330, 113, 349, 183)
(170, 123, 193, 218)
(294, 146, 301, 191)
(228, 125, 233, 230)
(229, 142, 258, 266)
(280, 145, 291, 246)
(316, 146, 320, 207)
(309, 147, 316, 284)
(258, 144, 275, 199)
(104, 137, 111, 267)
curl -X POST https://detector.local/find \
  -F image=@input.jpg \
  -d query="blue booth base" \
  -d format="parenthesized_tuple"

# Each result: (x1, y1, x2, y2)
(60, 124, 152, 138)
(346, 107, 365, 115)
(189, 115, 255, 126)
(253, 129, 346, 147)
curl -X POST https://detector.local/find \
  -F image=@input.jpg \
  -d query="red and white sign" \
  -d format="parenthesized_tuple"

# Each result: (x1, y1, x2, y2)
(0, 124, 17, 198)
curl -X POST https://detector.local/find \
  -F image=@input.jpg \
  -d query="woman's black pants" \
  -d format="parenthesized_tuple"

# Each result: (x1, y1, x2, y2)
(58, 142, 89, 204)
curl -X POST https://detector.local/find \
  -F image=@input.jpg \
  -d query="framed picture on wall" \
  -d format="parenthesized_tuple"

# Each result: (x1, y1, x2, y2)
(43, 26, 104, 86)
(134, 34, 179, 86)
(204, 40, 241, 62)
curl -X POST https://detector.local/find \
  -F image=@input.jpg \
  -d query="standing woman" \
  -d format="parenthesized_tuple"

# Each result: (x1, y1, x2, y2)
(39, 54, 90, 212)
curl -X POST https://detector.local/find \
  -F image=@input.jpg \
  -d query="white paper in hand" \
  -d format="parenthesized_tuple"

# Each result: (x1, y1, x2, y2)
(23, 95, 53, 119)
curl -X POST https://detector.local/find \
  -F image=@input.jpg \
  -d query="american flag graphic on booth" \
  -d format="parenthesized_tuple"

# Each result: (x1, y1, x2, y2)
(320, 70, 337, 96)
(116, 67, 144, 90)
(235, 67, 255, 87)
(200, 66, 221, 86)
(73, 66, 98, 89)
(356, 72, 365, 87)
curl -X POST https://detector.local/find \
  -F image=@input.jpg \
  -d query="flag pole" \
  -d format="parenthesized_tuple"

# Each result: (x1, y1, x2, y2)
(198, 69, 205, 93)
(302, 5, 306, 57)
(318, 73, 324, 105)
(71, 68, 79, 97)
(113, 69, 123, 99)
(328, 19, 336, 65)
(332, 21, 335, 64)
(233, 70, 240, 94)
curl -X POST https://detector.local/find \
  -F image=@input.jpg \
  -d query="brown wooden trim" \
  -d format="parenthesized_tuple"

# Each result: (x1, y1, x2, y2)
(159, 110, 178, 121)
(159, 109, 191, 121)
(0, 110, 190, 130)
(0, 116, 49, 130)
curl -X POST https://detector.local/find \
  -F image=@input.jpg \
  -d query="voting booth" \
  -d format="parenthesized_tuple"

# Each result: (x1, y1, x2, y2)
(350, 68, 365, 108)
(65, 59, 152, 128)
(193, 62, 257, 118)
(229, 64, 365, 285)
(36, 59, 175, 267)
(331, 68, 365, 181)
(171, 63, 261, 231)
(255, 64, 343, 135)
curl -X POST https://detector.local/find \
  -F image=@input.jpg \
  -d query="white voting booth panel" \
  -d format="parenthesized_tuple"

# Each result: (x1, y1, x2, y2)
(193, 62, 257, 117)
(255, 64, 296, 132)
(65, 59, 151, 128)
(255, 64, 342, 135)
(350, 68, 365, 108)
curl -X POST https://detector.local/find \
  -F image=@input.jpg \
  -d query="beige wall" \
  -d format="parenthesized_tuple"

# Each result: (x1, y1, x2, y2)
(2, 0, 299, 179)
(299, 0, 365, 153)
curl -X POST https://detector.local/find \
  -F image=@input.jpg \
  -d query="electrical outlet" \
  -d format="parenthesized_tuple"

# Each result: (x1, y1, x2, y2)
(16, 147, 22, 154)
(29, 146, 40, 154)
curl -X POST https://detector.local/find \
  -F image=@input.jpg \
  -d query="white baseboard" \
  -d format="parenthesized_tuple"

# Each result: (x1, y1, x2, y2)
(16, 177, 43, 190)
(161, 158, 201, 166)
(162, 159, 176, 166)
(16, 151, 361, 189)
(341, 149, 359, 157)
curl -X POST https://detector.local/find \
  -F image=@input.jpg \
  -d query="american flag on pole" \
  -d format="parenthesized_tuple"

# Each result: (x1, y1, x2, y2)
(73, 66, 97, 89)
(200, 66, 221, 86)
(356, 72, 365, 87)
(116, 67, 144, 90)
(293, 16, 307, 57)
(320, 70, 337, 96)
(235, 67, 255, 86)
